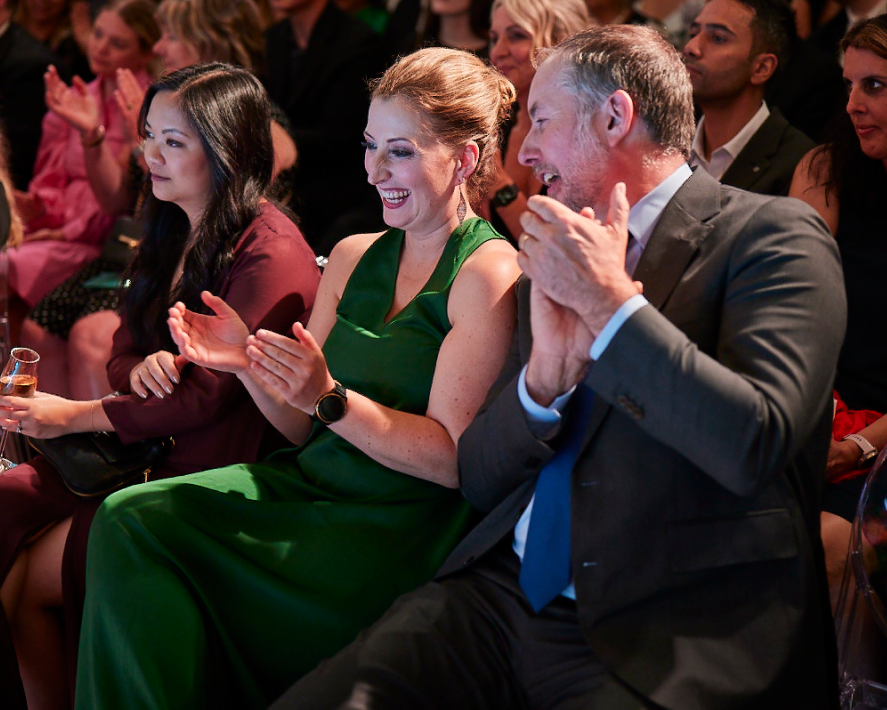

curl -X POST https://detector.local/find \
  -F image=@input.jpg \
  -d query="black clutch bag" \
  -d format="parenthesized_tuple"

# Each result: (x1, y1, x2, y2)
(29, 431, 174, 498)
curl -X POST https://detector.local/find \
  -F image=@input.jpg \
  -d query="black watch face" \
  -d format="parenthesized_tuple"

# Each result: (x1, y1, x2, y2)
(317, 392, 346, 423)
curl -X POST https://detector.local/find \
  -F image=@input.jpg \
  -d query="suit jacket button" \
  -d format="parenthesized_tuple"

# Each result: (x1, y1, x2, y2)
(616, 395, 644, 420)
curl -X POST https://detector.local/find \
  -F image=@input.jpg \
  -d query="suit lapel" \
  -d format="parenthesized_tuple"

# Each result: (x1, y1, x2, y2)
(577, 169, 718, 448)
(720, 111, 783, 191)
(632, 168, 717, 310)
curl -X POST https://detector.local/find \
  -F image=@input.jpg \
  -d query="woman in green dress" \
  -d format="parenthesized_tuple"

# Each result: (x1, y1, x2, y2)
(74, 47, 522, 708)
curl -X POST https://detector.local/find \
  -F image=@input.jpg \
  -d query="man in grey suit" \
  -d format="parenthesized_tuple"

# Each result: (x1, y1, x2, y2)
(684, 0, 814, 196)
(274, 25, 845, 709)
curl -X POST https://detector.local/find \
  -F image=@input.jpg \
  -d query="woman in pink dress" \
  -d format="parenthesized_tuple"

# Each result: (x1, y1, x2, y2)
(7, 0, 158, 308)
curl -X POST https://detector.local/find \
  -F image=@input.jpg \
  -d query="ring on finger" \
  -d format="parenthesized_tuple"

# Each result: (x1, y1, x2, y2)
(519, 232, 531, 250)
(16, 422, 21, 435)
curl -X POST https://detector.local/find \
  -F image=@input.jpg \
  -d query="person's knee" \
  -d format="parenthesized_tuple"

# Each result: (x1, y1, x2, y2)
(19, 319, 51, 349)
(93, 485, 166, 536)
(68, 313, 118, 366)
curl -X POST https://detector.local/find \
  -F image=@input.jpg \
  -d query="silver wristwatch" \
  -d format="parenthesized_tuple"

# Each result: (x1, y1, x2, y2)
(843, 433, 878, 468)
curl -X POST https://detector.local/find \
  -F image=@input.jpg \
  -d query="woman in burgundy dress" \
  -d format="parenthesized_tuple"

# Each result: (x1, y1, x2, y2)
(0, 63, 320, 709)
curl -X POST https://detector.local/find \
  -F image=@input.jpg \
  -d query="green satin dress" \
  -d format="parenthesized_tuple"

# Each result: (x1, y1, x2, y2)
(75, 218, 504, 709)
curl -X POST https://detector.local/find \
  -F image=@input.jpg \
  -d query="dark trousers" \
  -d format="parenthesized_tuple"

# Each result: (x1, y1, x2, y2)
(272, 542, 652, 710)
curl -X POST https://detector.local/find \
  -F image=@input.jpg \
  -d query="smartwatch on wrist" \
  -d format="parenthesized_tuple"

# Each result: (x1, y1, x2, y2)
(492, 183, 520, 208)
(843, 433, 878, 468)
(312, 381, 348, 425)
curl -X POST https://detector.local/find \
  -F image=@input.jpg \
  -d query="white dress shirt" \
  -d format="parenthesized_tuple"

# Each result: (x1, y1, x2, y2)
(690, 102, 770, 181)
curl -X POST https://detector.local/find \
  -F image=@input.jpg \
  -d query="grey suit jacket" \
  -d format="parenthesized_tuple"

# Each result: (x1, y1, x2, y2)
(720, 108, 814, 196)
(448, 169, 845, 709)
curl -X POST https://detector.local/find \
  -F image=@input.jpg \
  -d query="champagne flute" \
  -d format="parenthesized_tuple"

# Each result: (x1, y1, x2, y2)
(0, 348, 40, 472)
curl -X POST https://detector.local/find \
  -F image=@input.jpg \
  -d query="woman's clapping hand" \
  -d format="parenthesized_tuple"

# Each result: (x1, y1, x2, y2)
(168, 291, 251, 374)
(245, 323, 334, 416)
(44, 65, 102, 136)
(113, 68, 147, 144)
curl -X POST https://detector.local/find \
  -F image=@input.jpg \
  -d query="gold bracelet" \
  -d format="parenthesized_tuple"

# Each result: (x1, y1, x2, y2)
(80, 125, 106, 148)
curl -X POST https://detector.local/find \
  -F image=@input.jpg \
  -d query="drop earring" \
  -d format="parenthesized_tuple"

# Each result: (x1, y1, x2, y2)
(457, 187, 467, 225)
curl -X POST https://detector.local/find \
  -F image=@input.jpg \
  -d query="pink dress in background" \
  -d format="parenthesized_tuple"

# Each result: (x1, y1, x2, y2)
(6, 70, 151, 306)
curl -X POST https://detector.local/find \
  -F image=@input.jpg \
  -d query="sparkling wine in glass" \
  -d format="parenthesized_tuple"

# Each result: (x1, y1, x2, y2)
(0, 347, 39, 472)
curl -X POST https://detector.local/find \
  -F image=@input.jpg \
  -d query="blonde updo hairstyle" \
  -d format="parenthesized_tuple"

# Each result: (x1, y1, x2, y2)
(371, 47, 517, 207)
(491, 0, 592, 49)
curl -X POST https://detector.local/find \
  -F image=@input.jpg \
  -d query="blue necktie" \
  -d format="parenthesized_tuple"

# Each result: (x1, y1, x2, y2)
(519, 382, 596, 612)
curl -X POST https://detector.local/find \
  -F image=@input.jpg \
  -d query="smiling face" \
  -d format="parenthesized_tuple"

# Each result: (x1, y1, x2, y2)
(87, 9, 152, 77)
(489, 6, 536, 96)
(844, 46, 887, 166)
(153, 24, 201, 73)
(518, 59, 609, 212)
(682, 0, 758, 105)
(143, 91, 213, 226)
(363, 97, 464, 237)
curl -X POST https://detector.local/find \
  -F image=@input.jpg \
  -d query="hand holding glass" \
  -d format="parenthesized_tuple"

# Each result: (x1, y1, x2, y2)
(0, 348, 40, 472)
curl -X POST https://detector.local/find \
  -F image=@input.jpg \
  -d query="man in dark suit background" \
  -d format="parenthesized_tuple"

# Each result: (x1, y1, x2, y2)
(264, 0, 388, 256)
(274, 25, 845, 709)
(684, 0, 813, 196)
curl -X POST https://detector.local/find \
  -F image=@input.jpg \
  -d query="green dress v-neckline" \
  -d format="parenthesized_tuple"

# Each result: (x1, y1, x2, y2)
(339, 217, 487, 332)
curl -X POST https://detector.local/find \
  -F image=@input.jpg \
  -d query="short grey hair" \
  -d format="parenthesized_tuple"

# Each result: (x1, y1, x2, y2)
(538, 25, 695, 159)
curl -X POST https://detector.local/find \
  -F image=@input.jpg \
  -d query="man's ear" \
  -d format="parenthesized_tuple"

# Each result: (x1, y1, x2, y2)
(602, 89, 635, 148)
(456, 141, 480, 183)
(749, 52, 778, 86)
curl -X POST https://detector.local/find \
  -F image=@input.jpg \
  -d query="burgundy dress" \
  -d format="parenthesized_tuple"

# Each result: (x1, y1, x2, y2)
(0, 202, 320, 707)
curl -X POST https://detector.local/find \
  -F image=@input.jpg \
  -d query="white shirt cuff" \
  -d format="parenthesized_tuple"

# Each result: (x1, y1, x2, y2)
(517, 366, 576, 425)
(589, 294, 649, 360)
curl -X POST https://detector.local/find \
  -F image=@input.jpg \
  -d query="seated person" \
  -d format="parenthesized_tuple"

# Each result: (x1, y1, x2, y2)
(791, 16, 887, 612)
(74, 47, 521, 707)
(272, 26, 844, 709)
(0, 63, 320, 709)
(485, 0, 591, 242)
(264, 0, 389, 255)
(21, 0, 297, 401)
(6, 0, 157, 313)
(684, 0, 814, 196)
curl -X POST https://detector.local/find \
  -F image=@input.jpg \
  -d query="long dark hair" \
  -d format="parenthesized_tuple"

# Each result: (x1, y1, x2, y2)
(123, 62, 273, 352)
(813, 15, 887, 204)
